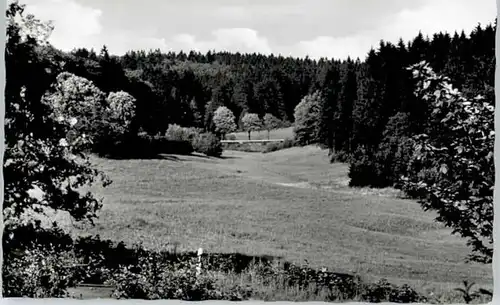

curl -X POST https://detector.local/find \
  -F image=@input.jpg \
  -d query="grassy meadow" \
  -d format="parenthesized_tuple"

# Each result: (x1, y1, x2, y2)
(49, 145, 491, 298)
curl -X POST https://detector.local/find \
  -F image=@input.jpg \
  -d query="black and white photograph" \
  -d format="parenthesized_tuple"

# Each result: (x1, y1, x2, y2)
(2, 0, 496, 303)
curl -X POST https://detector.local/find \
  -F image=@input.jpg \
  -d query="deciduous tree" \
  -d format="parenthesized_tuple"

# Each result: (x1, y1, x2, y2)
(263, 113, 282, 140)
(241, 113, 262, 140)
(3, 1, 111, 231)
(106, 90, 137, 136)
(212, 106, 237, 140)
(401, 61, 494, 264)
(293, 91, 323, 146)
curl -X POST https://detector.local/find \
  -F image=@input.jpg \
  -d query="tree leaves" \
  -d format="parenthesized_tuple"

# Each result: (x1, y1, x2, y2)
(293, 91, 323, 146)
(400, 61, 493, 264)
(241, 113, 262, 140)
(212, 106, 237, 138)
(4, 2, 111, 227)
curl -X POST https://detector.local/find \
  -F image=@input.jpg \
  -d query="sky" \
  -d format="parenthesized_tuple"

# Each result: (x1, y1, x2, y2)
(20, 0, 497, 60)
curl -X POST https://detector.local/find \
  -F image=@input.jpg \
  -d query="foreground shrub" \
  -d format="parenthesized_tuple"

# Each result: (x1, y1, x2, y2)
(360, 279, 424, 303)
(109, 254, 251, 301)
(3, 222, 81, 298)
(452, 281, 492, 304)
(106, 252, 364, 301)
(401, 61, 494, 264)
(251, 262, 362, 301)
(3, 245, 79, 298)
(192, 132, 223, 157)
(3, 224, 436, 303)
(4, 8, 112, 296)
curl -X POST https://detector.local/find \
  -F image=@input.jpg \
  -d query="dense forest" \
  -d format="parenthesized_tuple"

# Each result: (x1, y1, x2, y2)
(37, 21, 495, 184)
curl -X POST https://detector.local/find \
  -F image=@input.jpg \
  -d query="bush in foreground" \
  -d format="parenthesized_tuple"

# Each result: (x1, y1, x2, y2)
(400, 61, 494, 264)
(4, 225, 489, 303)
(3, 245, 77, 298)
(109, 255, 251, 300)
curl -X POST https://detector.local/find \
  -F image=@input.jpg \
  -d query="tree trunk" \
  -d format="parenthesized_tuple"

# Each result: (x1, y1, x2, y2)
(248, 131, 251, 140)
(267, 130, 270, 140)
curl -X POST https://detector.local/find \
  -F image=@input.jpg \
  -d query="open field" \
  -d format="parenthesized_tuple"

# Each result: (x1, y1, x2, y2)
(229, 127, 294, 141)
(52, 145, 491, 296)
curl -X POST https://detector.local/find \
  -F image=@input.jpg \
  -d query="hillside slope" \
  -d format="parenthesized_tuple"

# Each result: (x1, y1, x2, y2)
(52, 146, 491, 292)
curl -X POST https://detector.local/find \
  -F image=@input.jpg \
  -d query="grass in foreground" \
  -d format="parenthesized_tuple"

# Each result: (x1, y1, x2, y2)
(49, 146, 491, 298)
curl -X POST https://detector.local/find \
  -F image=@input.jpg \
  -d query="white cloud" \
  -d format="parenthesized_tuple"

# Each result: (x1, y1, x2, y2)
(160, 0, 496, 60)
(388, 0, 495, 37)
(290, 0, 496, 60)
(293, 35, 374, 60)
(212, 6, 252, 21)
(102, 33, 170, 54)
(24, 0, 103, 51)
(172, 34, 197, 46)
(170, 28, 273, 55)
(83, 28, 273, 56)
(22, 0, 496, 59)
